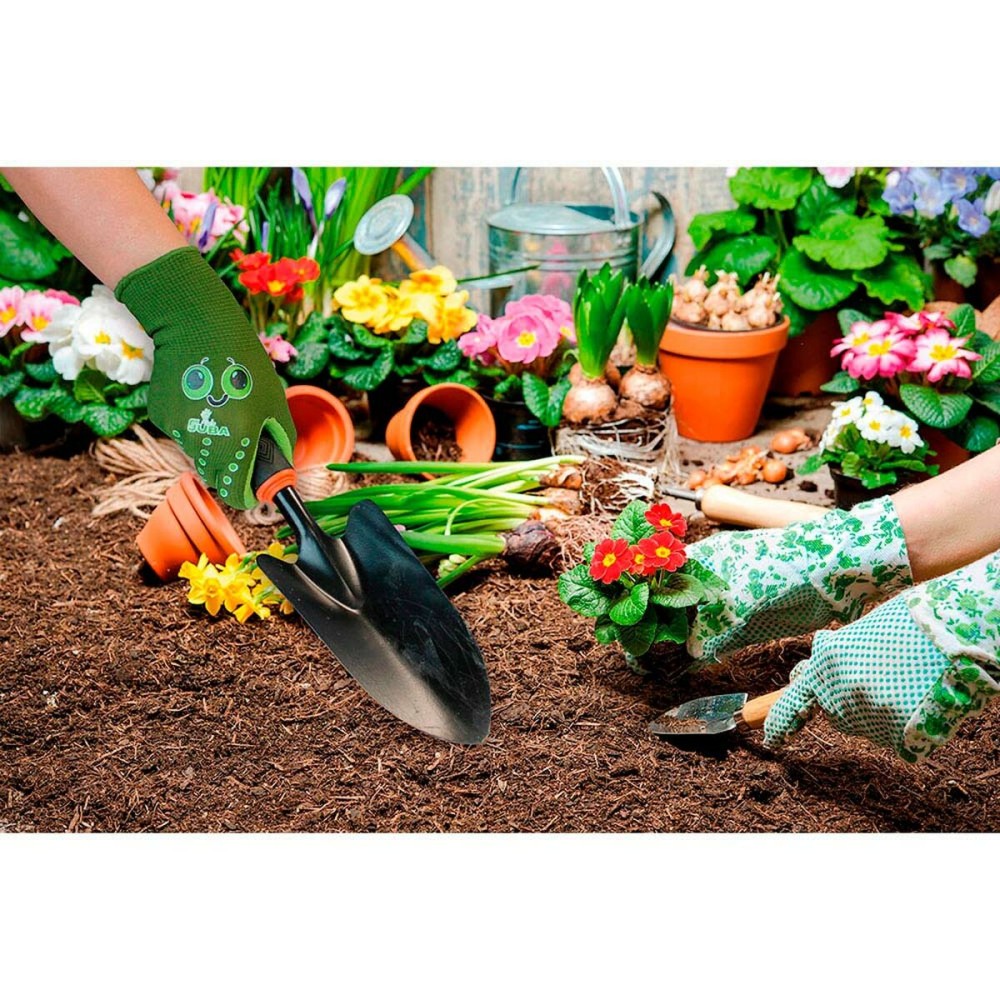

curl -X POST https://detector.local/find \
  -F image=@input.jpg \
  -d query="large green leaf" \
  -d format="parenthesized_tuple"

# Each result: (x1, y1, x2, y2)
(950, 304, 977, 339)
(24, 359, 58, 383)
(0, 209, 58, 281)
(653, 606, 690, 645)
(424, 339, 462, 372)
(13, 384, 70, 420)
(350, 323, 390, 350)
(793, 215, 889, 271)
(837, 307, 875, 337)
(687, 209, 758, 251)
(611, 499, 655, 545)
(48, 393, 87, 423)
(114, 383, 149, 410)
(944, 254, 977, 288)
(594, 617, 621, 645)
(327, 319, 374, 361)
(972, 383, 1000, 417)
(899, 383, 973, 429)
(285, 341, 331, 380)
(293, 311, 328, 346)
(820, 370, 861, 394)
(683, 558, 727, 603)
(557, 564, 614, 618)
(0, 370, 25, 398)
(793, 176, 857, 233)
(73, 368, 108, 405)
(399, 318, 429, 345)
(649, 572, 705, 609)
(609, 582, 650, 627)
(617, 616, 658, 657)
(698, 235, 778, 288)
(779, 250, 858, 310)
(522, 372, 570, 428)
(957, 414, 1000, 452)
(973, 340, 1000, 383)
(341, 347, 394, 391)
(82, 403, 136, 437)
(729, 167, 813, 210)
(853, 254, 927, 310)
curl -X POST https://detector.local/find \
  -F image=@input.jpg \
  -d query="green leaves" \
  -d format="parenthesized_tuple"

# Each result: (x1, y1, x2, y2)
(957, 414, 1000, 452)
(424, 339, 462, 373)
(695, 235, 778, 288)
(853, 254, 927, 310)
(944, 254, 977, 288)
(610, 499, 654, 545)
(0, 209, 59, 281)
(793, 176, 856, 232)
(557, 564, 614, 619)
(687, 209, 758, 250)
(974, 340, 1000, 383)
(951, 304, 976, 339)
(617, 619, 659, 657)
(0, 370, 25, 399)
(779, 250, 858, 310)
(285, 341, 331, 380)
(820, 370, 861, 394)
(610, 582, 650, 626)
(82, 403, 135, 437)
(728, 168, 813, 210)
(522, 372, 570, 428)
(793, 215, 889, 271)
(73, 368, 108, 405)
(341, 347, 394, 391)
(649, 572, 705, 608)
(573, 263, 629, 378)
(837, 308, 875, 336)
(327, 316, 372, 361)
(623, 276, 673, 365)
(13, 384, 71, 420)
(114, 383, 149, 411)
(898, 383, 973, 429)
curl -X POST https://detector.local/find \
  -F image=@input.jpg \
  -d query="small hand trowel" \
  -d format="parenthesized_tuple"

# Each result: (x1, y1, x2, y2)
(251, 435, 491, 745)
(649, 688, 786, 738)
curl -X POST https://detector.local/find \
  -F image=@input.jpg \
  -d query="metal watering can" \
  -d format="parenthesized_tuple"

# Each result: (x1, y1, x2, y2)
(485, 166, 675, 313)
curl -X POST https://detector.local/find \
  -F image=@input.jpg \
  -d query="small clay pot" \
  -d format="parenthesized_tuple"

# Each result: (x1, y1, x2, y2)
(385, 383, 496, 466)
(177, 472, 246, 560)
(285, 385, 355, 468)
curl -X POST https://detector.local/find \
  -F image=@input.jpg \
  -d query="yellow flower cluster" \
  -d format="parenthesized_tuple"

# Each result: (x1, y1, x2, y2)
(178, 542, 296, 624)
(333, 265, 477, 344)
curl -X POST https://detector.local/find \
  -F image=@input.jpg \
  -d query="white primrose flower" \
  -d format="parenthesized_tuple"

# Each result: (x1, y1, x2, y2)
(883, 415, 923, 454)
(861, 390, 884, 411)
(829, 396, 865, 428)
(857, 407, 893, 444)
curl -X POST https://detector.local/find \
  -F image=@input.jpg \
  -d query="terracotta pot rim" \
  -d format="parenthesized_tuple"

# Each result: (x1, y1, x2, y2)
(136, 498, 199, 582)
(285, 384, 355, 468)
(178, 472, 246, 558)
(661, 316, 790, 360)
(165, 486, 226, 564)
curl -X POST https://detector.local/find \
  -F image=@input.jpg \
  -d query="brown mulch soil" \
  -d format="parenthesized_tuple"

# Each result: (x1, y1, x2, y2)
(3, 433, 1000, 833)
(412, 407, 462, 463)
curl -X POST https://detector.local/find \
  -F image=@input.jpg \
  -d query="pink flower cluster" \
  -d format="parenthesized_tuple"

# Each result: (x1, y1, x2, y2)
(0, 285, 79, 339)
(155, 180, 248, 253)
(458, 294, 574, 367)
(832, 310, 983, 383)
(258, 330, 298, 364)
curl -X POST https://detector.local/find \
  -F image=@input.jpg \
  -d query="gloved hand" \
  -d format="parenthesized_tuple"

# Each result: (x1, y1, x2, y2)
(686, 497, 912, 665)
(116, 245, 296, 509)
(763, 550, 1000, 762)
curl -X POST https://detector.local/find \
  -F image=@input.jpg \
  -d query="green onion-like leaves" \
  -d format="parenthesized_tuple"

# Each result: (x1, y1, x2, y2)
(573, 263, 630, 379)
(624, 276, 674, 366)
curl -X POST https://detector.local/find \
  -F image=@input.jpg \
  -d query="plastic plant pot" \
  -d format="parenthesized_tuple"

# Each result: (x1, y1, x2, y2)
(285, 385, 355, 468)
(385, 382, 497, 467)
(658, 316, 789, 442)
(486, 395, 552, 461)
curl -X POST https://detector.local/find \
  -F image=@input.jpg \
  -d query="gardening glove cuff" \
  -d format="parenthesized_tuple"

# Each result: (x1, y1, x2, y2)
(116, 245, 296, 509)
(763, 554, 1000, 761)
(687, 496, 912, 665)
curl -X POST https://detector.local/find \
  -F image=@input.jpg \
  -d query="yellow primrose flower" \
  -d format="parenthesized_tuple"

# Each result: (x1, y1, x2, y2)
(429, 290, 478, 344)
(372, 288, 415, 335)
(400, 265, 457, 298)
(401, 291, 442, 330)
(333, 275, 391, 328)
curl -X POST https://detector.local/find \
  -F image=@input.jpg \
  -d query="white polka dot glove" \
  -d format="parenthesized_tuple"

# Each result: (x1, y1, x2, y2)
(116, 246, 296, 510)
(686, 497, 913, 665)
(764, 550, 1000, 762)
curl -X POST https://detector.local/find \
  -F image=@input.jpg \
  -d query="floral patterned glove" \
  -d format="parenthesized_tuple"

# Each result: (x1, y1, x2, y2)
(686, 497, 912, 665)
(763, 550, 1000, 762)
(116, 246, 296, 509)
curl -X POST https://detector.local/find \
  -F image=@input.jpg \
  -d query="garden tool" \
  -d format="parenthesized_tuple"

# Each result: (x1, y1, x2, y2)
(251, 434, 492, 745)
(664, 483, 828, 529)
(648, 688, 786, 738)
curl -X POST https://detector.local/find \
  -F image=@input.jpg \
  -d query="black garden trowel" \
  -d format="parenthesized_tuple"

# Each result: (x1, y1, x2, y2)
(251, 435, 491, 744)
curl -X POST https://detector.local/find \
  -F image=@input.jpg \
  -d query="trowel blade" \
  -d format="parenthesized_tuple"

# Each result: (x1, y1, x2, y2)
(648, 692, 748, 737)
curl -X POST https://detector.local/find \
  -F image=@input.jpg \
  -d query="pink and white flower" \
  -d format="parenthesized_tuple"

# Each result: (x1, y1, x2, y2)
(843, 329, 917, 381)
(18, 290, 67, 339)
(831, 318, 893, 370)
(494, 304, 562, 364)
(258, 331, 298, 364)
(458, 315, 499, 363)
(0, 286, 25, 336)
(511, 294, 575, 344)
(818, 167, 855, 189)
(909, 331, 982, 383)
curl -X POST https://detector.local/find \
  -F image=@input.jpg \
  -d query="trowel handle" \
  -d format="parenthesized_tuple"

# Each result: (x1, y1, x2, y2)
(251, 433, 298, 504)
(736, 689, 787, 730)
(699, 484, 829, 529)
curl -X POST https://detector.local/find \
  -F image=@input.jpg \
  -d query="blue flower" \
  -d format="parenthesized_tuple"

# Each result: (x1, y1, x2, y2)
(956, 197, 991, 237)
(941, 167, 980, 201)
(884, 171, 916, 214)
(985, 168, 1000, 181)
(291, 167, 317, 232)
(910, 168, 948, 218)
(323, 178, 347, 221)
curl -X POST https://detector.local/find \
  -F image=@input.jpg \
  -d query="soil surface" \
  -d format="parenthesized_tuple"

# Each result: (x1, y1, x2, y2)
(2, 404, 999, 833)
(412, 407, 462, 463)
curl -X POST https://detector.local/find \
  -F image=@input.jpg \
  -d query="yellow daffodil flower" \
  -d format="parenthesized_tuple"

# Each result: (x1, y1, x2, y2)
(400, 265, 457, 298)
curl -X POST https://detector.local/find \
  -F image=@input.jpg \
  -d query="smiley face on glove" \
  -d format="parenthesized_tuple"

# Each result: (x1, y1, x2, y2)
(181, 357, 254, 408)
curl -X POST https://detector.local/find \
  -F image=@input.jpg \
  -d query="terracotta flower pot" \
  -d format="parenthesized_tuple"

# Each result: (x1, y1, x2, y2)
(658, 317, 789, 442)
(385, 383, 497, 465)
(137, 472, 246, 582)
(285, 385, 355, 468)
(768, 310, 841, 397)
(366, 374, 424, 441)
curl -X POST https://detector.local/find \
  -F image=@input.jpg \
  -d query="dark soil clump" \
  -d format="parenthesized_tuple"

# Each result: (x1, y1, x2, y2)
(413, 407, 462, 462)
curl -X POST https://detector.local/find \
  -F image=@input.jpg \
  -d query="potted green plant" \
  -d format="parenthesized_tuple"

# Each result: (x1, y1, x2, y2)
(658, 270, 788, 442)
(455, 292, 575, 459)
(798, 392, 938, 508)
(686, 167, 930, 394)
(557, 498, 726, 670)
(824, 303, 1000, 468)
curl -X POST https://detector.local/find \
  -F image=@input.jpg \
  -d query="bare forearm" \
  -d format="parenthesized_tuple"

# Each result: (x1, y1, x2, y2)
(892, 445, 1000, 581)
(2, 167, 186, 288)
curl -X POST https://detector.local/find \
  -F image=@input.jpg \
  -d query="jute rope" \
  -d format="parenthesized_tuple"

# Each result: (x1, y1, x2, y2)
(90, 426, 347, 521)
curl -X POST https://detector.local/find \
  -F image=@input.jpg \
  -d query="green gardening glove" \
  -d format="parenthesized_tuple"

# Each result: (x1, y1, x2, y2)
(763, 550, 1000, 762)
(116, 246, 296, 509)
(686, 497, 912, 665)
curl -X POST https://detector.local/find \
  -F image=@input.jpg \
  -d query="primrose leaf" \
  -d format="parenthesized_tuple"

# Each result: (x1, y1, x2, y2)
(611, 500, 655, 545)
(653, 606, 690, 645)
(793, 215, 889, 271)
(609, 582, 650, 626)
(853, 254, 927, 310)
(341, 347, 394, 391)
(649, 573, 705, 609)
(898, 383, 973, 429)
(72, 368, 108, 405)
(779, 249, 858, 310)
(957, 414, 1000, 452)
(82, 403, 136, 437)
(820, 370, 861, 394)
(950, 304, 977, 339)
(0, 370, 25, 398)
(284, 341, 331, 380)
(617, 618, 658, 657)
(594, 617, 621, 645)
(557, 565, 614, 619)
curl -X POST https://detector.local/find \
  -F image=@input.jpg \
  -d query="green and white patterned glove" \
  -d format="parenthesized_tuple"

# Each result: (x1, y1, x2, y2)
(763, 550, 1000, 762)
(686, 497, 912, 665)
(116, 246, 296, 510)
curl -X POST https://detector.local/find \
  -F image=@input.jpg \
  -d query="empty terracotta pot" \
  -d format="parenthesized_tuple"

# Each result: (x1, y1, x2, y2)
(658, 317, 789, 442)
(385, 383, 496, 465)
(137, 472, 246, 582)
(285, 385, 355, 468)
(768, 311, 840, 397)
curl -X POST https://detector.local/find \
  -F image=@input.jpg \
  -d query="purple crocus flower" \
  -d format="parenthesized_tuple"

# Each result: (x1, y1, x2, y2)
(956, 197, 991, 237)
(884, 170, 916, 214)
(291, 166, 317, 231)
(197, 199, 218, 252)
(910, 168, 948, 218)
(941, 167, 980, 201)
(323, 178, 347, 221)
(260, 220, 270, 253)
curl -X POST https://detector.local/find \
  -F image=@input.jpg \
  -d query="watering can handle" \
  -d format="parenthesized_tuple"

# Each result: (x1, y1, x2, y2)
(507, 166, 631, 229)
(639, 191, 677, 280)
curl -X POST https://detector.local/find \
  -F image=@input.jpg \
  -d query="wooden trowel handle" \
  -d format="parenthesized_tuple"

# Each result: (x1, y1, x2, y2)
(699, 484, 828, 529)
(737, 688, 787, 729)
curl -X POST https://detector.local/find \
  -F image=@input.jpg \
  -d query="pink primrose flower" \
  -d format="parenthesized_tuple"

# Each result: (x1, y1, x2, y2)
(843, 329, 917, 380)
(909, 332, 982, 383)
